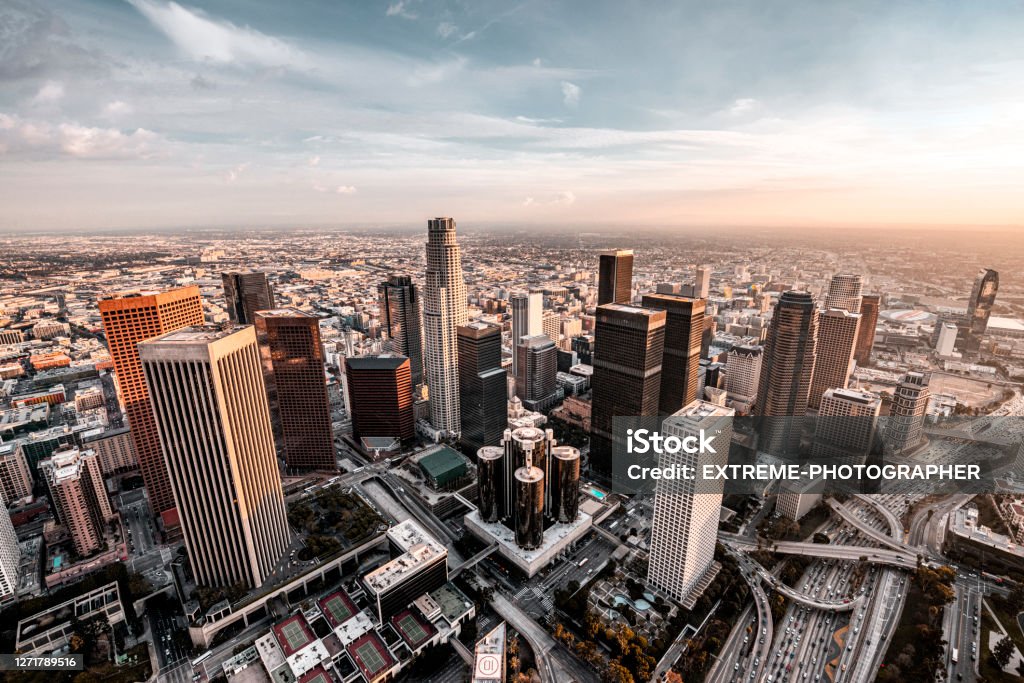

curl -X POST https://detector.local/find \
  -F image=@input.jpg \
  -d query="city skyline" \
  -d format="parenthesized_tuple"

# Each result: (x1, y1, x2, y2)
(3, 0, 1024, 231)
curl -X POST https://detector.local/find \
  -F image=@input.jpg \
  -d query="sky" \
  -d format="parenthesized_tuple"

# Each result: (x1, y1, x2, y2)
(2, 0, 1024, 231)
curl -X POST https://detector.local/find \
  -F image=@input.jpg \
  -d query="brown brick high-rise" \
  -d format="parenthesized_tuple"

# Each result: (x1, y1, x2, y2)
(255, 309, 335, 472)
(99, 287, 204, 520)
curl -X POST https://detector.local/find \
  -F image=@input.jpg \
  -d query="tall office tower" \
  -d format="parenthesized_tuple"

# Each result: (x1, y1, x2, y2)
(0, 444, 32, 506)
(345, 355, 415, 445)
(808, 308, 861, 409)
(936, 322, 959, 357)
(255, 309, 335, 472)
(476, 446, 504, 523)
(39, 446, 112, 556)
(695, 265, 712, 299)
(423, 217, 468, 438)
(597, 249, 634, 306)
(756, 291, 819, 456)
(222, 270, 275, 325)
(824, 273, 862, 313)
(457, 322, 508, 454)
(501, 427, 555, 520)
(647, 401, 734, 603)
(641, 294, 705, 414)
(379, 275, 424, 387)
(514, 463, 544, 550)
(724, 344, 763, 414)
(99, 287, 204, 519)
(0, 509, 18, 601)
(140, 326, 290, 588)
(966, 268, 999, 353)
(811, 388, 880, 462)
(853, 294, 880, 365)
(548, 446, 581, 523)
(542, 311, 561, 347)
(510, 291, 543, 380)
(885, 371, 930, 455)
(515, 335, 558, 411)
(589, 304, 666, 477)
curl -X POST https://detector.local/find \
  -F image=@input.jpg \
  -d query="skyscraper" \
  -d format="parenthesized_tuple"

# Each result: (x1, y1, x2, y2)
(0, 444, 33, 506)
(140, 325, 290, 588)
(345, 355, 415, 445)
(724, 344, 763, 415)
(597, 249, 634, 306)
(457, 322, 508, 454)
(509, 291, 542, 380)
(39, 446, 113, 556)
(99, 287, 204, 519)
(811, 388, 880, 462)
(379, 275, 424, 387)
(515, 334, 558, 411)
(966, 268, 999, 353)
(936, 322, 958, 357)
(423, 217, 468, 438)
(886, 371, 930, 455)
(222, 270, 275, 325)
(648, 401, 733, 603)
(255, 309, 335, 472)
(756, 291, 818, 456)
(853, 294, 880, 365)
(694, 265, 711, 299)
(589, 304, 666, 477)
(824, 273, 862, 313)
(0, 509, 18, 602)
(641, 293, 705, 414)
(542, 310, 560, 347)
(808, 308, 861, 409)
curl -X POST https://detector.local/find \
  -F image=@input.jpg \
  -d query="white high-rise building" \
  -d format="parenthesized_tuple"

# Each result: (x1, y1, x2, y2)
(140, 325, 290, 588)
(695, 265, 712, 299)
(724, 344, 762, 414)
(0, 510, 19, 601)
(936, 322, 958, 357)
(424, 217, 468, 437)
(510, 291, 543, 379)
(648, 400, 734, 604)
(824, 273, 863, 313)
(812, 387, 881, 462)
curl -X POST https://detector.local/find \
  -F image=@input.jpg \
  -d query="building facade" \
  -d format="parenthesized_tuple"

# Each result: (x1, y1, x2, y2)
(457, 322, 508, 455)
(255, 309, 335, 472)
(345, 355, 415, 445)
(379, 275, 424, 388)
(641, 293, 705, 415)
(423, 218, 468, 438)
(597, 249, 634, 306)
(510, 291, 542, 381)
(824, 273, 862, 313)
(853, 294, 880, 365)
(140, 326, 290, 588)
(222, 270, 275, 325)
(99, 287, 204, 519)
(808, 308, 861, 409)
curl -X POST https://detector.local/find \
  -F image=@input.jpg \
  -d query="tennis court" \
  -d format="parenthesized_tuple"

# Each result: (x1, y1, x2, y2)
(353, 640, 388, 674)
(397, 613, 428, 643)
(321, 593, 355, 625)
(280, 619, 310, 652)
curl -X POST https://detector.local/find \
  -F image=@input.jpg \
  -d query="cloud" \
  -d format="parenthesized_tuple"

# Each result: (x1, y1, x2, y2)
(127, 0, 307, 68)
(102, 100, 133, 118)
(523, 191, 576, 207)
(190, 74, 215, 90)
(385, 1, 417, 19)
(0, 113, 164, 159)
(728, 98, 761, 116)
(224, 162, 248, 182)
(437, 22, 458, 39)
(32, 81, 65, 105)
(307, 155, 320, 167)
(561, 81, 581, 107)
(313, 182, 356, 194)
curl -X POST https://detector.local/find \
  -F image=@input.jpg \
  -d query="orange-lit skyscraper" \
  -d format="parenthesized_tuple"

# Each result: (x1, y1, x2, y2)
(99, 287, 204, 522)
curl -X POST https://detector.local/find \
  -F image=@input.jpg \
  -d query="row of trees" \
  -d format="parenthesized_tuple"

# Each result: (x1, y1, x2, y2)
(876, 564, 956, 682)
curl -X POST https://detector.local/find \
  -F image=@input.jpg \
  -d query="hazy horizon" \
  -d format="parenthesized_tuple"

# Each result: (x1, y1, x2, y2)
(3, 0, 1024, 231)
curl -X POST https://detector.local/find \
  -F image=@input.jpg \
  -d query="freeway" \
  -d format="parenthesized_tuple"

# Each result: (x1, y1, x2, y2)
(826, 498, 922, 557)
(737, 552, 863, 612)
(852, 493, 904, 540)
(490, 592, 591, 683)
(943, 578, 983, 682)
(707, 548, 774, 683)
(720, 532, 918, 568)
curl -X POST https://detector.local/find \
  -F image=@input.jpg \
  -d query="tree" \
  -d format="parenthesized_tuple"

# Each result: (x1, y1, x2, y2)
(993, 634, 1014, 669)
